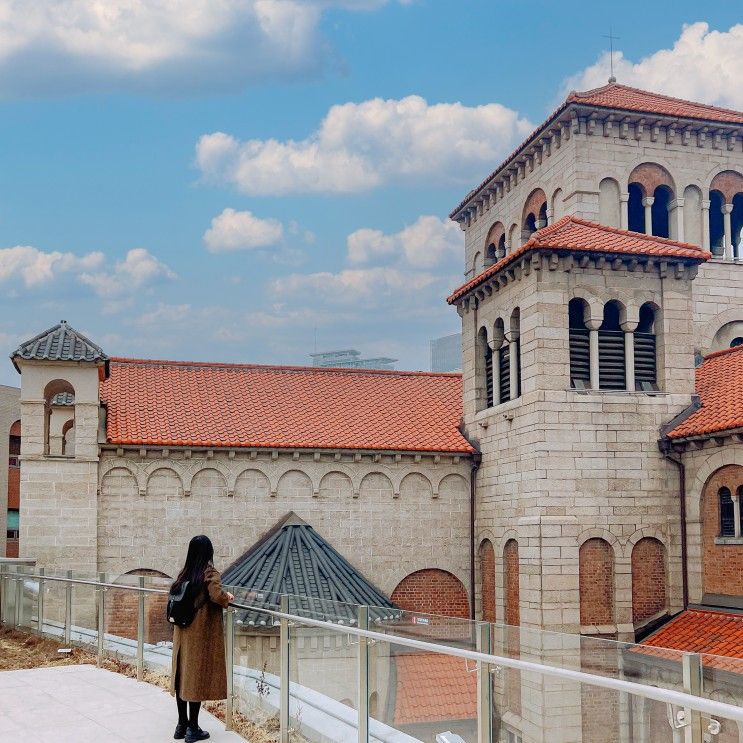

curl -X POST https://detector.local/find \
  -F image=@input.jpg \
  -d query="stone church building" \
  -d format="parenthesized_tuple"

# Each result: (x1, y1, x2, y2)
(7, 82, 743, 741)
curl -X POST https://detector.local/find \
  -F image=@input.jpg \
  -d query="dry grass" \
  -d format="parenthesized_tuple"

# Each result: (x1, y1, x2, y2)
(0, 627, 308, 743)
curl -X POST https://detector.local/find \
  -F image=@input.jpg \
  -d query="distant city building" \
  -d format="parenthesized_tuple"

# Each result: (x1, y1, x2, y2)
(430, 333, 462, 372)
(309, 349, 397, 371)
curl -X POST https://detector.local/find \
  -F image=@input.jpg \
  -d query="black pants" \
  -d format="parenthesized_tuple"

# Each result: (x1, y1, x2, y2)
(175, 668, 201, 728)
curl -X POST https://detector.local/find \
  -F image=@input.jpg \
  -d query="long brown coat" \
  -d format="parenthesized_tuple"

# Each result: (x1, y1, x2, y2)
(170, 566, 230, 702)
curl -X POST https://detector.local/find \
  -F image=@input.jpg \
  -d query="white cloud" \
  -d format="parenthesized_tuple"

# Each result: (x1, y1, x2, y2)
(563, 23, 743, 109)
(196, 96, 533, 195)
(274, 266, 440, 306)
(272, 215, 462, 310)
(347, 215, 461, 269)
(79, 248, 176, 300)
(0, 0, 407, 96)
(0, 246, 104, 287)
(204, 208, 284, 253)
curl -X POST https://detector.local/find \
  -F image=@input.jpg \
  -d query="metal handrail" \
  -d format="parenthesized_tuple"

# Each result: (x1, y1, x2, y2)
(228, 601, 743, 724)
(4, 568, 743, 725)
(5, 572, 167, 594)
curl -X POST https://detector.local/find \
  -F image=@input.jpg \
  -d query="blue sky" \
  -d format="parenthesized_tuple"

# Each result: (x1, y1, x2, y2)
(0, 2, 740, 385)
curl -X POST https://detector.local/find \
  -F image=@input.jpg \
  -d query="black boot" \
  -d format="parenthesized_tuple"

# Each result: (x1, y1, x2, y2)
(185, 727, 210, 742)
(173, 723, 187, 740)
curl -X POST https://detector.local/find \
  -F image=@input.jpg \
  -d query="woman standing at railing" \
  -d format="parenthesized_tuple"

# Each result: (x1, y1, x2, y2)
(169, 535, 234, 742)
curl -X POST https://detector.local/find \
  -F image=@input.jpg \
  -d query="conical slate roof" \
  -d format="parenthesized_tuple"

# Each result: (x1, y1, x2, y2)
(11, 320, 108, 374)
(222, 512, 399, 626)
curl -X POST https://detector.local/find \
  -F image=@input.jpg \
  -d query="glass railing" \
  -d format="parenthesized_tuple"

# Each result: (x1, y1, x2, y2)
(3, 562, 743, 743)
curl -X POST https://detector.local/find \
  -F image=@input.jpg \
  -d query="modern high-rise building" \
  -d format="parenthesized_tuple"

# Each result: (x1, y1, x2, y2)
(430, 333, 462, 372)
(309, 349, 397, 371)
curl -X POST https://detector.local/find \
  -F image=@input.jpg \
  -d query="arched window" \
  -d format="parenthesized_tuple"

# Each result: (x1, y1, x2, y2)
(719, 487, 734, 537)
(495, 318, 509, 404)
(485, 222, 505, 267)
(598, 302, 625, 390)
(709, 190, 725, 255)
(569, 298, 590, 389)
(652, 185, 672, 238)
(734, 193, 743, 260)
(476, 327, 492, 411)
(43, 379, 75, 457)
(732, 337, 743, 348)
(634, 303, 658, 391)
(627, 183, 645, 233)
(524, 213, 537, 237)
(510, 308, 521, 399)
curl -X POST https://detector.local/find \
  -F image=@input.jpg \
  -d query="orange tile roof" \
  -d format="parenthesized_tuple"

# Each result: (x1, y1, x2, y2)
(100, 358, 473, 453)
(450, 83, 743, 219)
(568, 84, 743, 126)
(447, 216, 707, 304)
(637, 609, 743, 673)
(667, 345, 743, 439)
(393, 652, 477, 726)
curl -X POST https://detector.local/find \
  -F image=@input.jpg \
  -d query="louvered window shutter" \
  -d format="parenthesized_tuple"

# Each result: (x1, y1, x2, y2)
(634, 332, 657, 389)
(569, 328, 590, 388)
(598, 330, 626, 390)
(720, 488, 735, 537)
(499, 345, 510, 404)
(485, 347, 494, 408)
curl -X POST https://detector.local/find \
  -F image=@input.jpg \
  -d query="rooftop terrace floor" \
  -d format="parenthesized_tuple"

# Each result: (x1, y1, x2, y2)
(0, 664, 244, 742)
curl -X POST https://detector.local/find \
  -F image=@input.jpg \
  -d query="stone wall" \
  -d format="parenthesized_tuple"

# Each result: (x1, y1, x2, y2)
(465, 256, 695, 636)
(0, 384, 21, 557)
(96, 447, 471, 601)
(678, 442, 743, 604)
(459, 112, 743, 279)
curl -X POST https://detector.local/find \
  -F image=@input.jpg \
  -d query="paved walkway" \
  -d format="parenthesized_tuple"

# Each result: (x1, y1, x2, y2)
(0, 664, 245, 742)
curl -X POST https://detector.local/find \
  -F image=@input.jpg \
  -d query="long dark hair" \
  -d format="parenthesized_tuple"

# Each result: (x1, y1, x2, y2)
(172, 535, 214, 593)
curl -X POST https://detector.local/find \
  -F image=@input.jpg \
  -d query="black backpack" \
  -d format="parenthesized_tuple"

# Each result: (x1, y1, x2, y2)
(166, 581, 199, 627)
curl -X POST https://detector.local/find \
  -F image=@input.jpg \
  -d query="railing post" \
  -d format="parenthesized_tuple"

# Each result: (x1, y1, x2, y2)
(37, 568, 45, 635)
(97, 572, 105, 667)
(14, 569, 22, 628)
(64, 569, 73, 645)
(225, 607, 235, 731)
(357, 606, 369, 743)
(280, 594, 290, 743)
(0, 564, 5, 624)
(682, 652, 703, 743)
(477, 622, 493, 743)
(137, 575, 145, 681)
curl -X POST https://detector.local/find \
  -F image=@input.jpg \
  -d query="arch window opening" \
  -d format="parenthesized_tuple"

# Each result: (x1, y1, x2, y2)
(719, 487, 735, 537)
(733, 193, 743, 260)
(627, 183, 645, 233)
(709, 190, 725, 255)
(43, 380, 75, 457)
(651, 186, 672, 239)
(598, 302, 625, 390)
(498, 234, 506, 259)
(569, 298, 590, 389)
(498, 345, 510, 403)
(507, 308, 521, 401)
(731, 337, 743, 348)
(476, 327, 493, 411)
(485, 242, 497, 267)
(524, 213, 537, 238)
(485, 344, 494, 408)
(634, 303, 658, 391)
(538, 202, 547, 228)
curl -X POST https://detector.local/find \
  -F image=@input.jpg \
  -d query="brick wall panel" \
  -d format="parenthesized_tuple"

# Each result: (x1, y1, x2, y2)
(579, 538, 615, 625)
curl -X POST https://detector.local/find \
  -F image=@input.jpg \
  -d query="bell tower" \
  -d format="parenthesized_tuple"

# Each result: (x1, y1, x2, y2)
(12, 321, 109, 574)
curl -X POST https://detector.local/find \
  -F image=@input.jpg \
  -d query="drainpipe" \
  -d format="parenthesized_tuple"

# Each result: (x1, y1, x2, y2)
(469, 450, 482, 620)
(660, 440, 689, 609)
